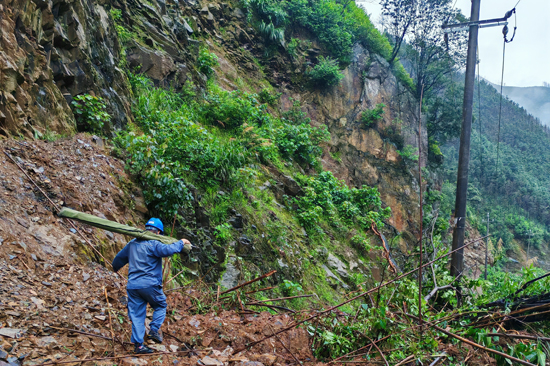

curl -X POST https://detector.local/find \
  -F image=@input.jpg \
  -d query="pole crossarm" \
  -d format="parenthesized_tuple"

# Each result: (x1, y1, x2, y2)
(442, 8, 515, 31)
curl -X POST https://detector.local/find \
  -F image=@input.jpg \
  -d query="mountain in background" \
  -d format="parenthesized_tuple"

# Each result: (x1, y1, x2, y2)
(488, 82, 550, 127)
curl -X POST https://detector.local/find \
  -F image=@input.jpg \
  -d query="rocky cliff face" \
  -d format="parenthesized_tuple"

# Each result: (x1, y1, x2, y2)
(284, 44, 426, 251)
(1, 0, 427, 267)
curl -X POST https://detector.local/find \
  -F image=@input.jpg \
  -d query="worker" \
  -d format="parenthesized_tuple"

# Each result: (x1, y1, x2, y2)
(113, 217, 192, 354)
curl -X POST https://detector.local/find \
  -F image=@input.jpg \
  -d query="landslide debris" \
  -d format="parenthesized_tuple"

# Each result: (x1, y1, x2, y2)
(0, 134, 314, 366)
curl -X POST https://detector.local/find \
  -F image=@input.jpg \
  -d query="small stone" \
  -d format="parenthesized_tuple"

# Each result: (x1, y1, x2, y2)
(69, 229, 76, 234)
(169, 345, 178, 352)
(82, 273, 90, 282)
(0, 349, 8, 360)
(236, 362, 264, 366)
(149, 345, 166, 352)
(5, 311, 20, 317)
(35, 336, 57, 348)
(200, 356, 223, 366)
(41, 281, 52, 287)
(84, 313, 92, 320)
(188, 318, 200, 328)
(30, 254, 37, 261)
(0, 329, 23, 339)
(121, 357, 148, 366)
(94, 315, 106, 321)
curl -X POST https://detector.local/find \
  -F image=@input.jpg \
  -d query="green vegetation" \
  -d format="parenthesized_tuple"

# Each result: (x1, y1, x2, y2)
(292, 171, 391, 235)
(243, 0, 415, 89)
(71, 94, 110, 133)
(308, 56, 344, 88)
(198, 47, 219, 79)
(397, 144, 419, 162)
(442, 79, 550, 251)
(361, 103, 385, 127)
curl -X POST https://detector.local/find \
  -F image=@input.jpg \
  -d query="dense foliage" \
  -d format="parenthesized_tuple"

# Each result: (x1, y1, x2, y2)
(71, 94, 110, 133)
(243, 0, 414, 88)
(442, 79, 550, 250)
(292, 171, 391, 234)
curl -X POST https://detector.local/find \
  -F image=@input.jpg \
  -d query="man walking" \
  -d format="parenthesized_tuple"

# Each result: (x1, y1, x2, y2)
(113, 217, 192, 354)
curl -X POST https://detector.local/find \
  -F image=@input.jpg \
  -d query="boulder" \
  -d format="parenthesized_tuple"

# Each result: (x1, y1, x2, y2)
(327, 253, 349, 278)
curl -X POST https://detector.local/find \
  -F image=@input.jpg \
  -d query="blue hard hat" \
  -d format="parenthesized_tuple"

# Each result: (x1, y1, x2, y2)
(145, 218, 164, 234)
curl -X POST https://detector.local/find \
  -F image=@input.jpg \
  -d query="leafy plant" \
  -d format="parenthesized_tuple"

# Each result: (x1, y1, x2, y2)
(198, 47, 219, 79)
(274, 122, 330, 167)
(110, 8, 133, 43)
(361, 103, 385, 127)
(71, 94, 110, 133)
(280, 279, 303, 296)
(292, 171, 391, 234)
(258, 88, 281, 106)
(308, 56, 344, 88)
(397, 144, 419, 162)
(214, 223, 233, 243)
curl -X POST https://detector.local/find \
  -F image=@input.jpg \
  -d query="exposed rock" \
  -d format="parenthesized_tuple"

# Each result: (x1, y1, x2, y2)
(220, 256, 240, 290)
(228, 214, 243, 229)
(327, 253, 349, 278)
(126, 42, 177, 82)
(321, 265, 349, 290)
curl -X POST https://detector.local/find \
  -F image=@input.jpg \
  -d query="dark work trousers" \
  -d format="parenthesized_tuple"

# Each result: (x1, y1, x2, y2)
(127, 285, 167, 345)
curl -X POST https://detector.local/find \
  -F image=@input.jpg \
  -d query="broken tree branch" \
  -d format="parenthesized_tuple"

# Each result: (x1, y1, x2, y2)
(234, 236, 489, 354)
(48, 327, 133, 345)
(251, 294, 314, 303)
(219, 270, 277, 296)
(405, 313, 537, 366)
(268, 324, 301, 365)
(34, 350, 193, 366)
(487, 333, 550, 342)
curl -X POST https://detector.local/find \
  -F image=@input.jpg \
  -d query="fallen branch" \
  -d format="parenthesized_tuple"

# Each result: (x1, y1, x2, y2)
(365, 335, 389, 366)
(247, 302, 295, 313)
(395, 354, 414, 366)
(487, 333, 550, 342)
(405, 313, 536, 366)
(48, 326, 133, 345)
(428, 353, 447, 366)
(251, 294, 314, 303)
(245, 286, 276, 295)
(219, 270, 277, 296)
(34, 350, 192, 366)
(234, 236, 489, 354)
(268, 325, 301, 365)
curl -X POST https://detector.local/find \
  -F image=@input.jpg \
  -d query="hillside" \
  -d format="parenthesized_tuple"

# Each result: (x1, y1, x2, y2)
(442, 78, 550, 268)
(2, 0, 550, 364)
(488, 82, 550, 127)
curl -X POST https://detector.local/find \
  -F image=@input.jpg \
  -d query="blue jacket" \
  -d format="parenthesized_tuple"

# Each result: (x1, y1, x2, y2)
(112, 238, 184, 290)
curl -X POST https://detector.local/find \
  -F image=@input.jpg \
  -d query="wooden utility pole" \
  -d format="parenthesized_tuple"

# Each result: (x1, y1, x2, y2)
(484, 212, 490, 280)
(449, 0, 481, 284)
(442, 4, 517, 294)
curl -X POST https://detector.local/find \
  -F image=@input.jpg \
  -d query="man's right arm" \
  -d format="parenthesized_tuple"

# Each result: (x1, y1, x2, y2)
(151, 239, 191, 258)
(112, 244, 130, 272)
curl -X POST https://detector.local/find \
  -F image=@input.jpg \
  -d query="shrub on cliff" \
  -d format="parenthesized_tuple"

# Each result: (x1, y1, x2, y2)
(71, 94, 110, 134)
(308, 56, 344, 88)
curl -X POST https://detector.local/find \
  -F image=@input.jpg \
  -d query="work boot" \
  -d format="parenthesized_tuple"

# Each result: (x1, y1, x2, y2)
(148, 330, 163, 344)
(134, 344, 155, 354)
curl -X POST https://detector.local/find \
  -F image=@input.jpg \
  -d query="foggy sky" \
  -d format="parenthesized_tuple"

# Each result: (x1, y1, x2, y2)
(359, 0, 550, 88)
